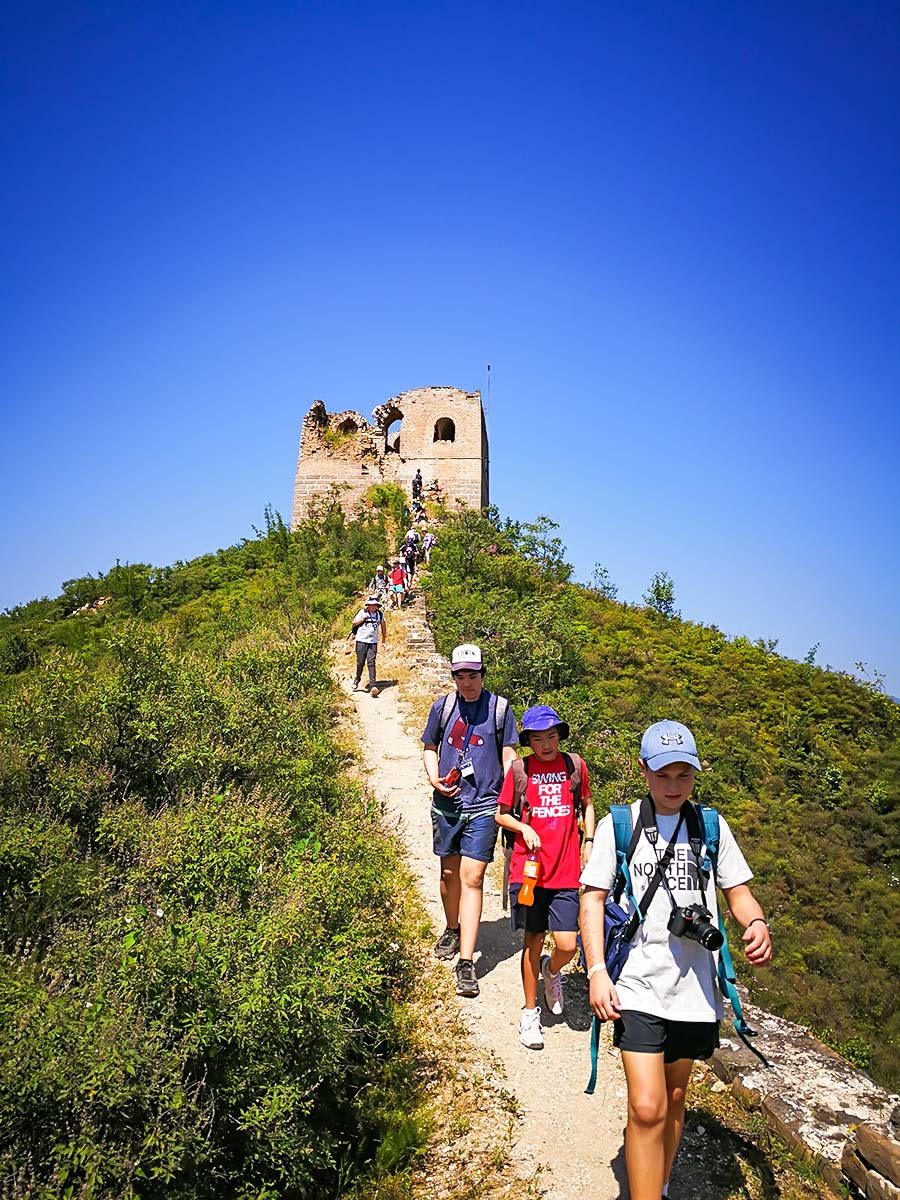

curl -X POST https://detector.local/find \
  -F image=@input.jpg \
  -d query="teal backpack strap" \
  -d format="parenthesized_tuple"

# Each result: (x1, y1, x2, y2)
(586, 1010, 602, 1095)
(610, 805, 640, 916)
(698, 804, 771, 1069)
(587, 805, 637, 1095)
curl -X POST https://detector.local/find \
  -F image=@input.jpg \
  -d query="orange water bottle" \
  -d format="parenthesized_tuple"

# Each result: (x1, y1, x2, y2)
(518, 852, 540, 906)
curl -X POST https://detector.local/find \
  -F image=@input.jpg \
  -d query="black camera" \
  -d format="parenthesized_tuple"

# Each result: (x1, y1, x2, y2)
(667, 903, 723, 950)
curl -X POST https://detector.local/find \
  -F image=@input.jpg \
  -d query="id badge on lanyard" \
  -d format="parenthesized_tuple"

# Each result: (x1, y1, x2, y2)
(458, 720, 477, 783)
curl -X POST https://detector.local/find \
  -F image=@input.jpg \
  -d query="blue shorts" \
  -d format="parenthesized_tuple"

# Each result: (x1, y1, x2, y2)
(509, 885, 580, 934)
(431, 805, 498, 863)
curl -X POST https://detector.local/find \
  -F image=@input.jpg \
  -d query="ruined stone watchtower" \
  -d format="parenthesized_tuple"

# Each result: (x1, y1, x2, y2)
(291, 385, 489, 523)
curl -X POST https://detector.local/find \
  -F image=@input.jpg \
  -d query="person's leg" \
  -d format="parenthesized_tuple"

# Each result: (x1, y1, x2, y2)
(354, 641, 366, 686)
(521, 930, 543, 1008)
(621, 1050, 668, 1200)
(366, 643, 377, 688)
(662, 1058, 694, 1191)
(547, 930, 578, 974)
(457, 856, 488, 960)
(439, 854, 462, 930)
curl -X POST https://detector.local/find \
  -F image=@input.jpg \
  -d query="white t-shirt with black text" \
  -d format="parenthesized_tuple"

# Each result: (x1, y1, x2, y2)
(580, 799, 752, 1022)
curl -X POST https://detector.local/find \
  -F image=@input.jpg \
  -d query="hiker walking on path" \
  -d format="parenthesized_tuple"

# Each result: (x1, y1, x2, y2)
(496, 705, 595, 1050)
(580, 720, 772, 1200)
(351, 596, 387, 697)
(421, 643, 518, 997)
(412, 468, 423, 500)
(400, 541, 416, 585)
(422, 529, 436, 565)
(369, 564, 390, 604)
(388, 559, 407, 608)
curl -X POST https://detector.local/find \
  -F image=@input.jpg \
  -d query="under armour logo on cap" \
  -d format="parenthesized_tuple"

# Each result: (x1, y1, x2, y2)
(640, 720, 702, 772)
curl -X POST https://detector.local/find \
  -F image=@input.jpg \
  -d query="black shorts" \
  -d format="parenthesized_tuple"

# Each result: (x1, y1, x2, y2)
(613, 1010, 720, 1063)
(509, 885, 580, 934)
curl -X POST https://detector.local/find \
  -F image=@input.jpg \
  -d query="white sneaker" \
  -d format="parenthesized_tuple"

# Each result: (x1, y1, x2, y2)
(541, 954, 564, 1015)
(519, 1006, 544, 1049)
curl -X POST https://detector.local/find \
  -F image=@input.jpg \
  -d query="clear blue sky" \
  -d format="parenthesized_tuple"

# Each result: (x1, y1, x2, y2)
(3, 2, 899, 692)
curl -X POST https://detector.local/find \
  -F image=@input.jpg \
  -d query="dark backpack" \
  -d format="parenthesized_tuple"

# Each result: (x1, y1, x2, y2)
(501, 751, 586, 909)
(434, 691, 510, 762)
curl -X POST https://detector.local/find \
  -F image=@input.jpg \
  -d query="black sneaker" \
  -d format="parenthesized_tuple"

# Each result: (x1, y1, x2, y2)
(455, 958, 479, 997)
(433, 926, 460, 960)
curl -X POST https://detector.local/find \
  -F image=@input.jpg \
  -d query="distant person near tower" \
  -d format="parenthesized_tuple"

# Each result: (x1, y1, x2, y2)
(422, 529, 436, 565)
(388, 559, 406, 608)
(412, 468, 423, 500)
(421, 644, 517, 997)
(350, 596, 387, 697)
(369, 564, 390, 605)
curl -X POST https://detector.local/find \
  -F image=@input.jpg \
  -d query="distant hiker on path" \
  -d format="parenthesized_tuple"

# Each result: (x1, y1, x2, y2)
(421, 643, 517, 997)
(412, 468, 423, 500)
(369, 564, 390, 604)
(496, 705, 594, 1050)
(400, 540, 416, 584)
(388, 560, 406, 608)
(580, 720, 772, 1200)
(351, 596, 387, 697)
(422, 529, 436, 565)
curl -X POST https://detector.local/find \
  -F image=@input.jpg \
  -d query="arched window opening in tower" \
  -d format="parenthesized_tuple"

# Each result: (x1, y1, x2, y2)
(385, 417, 402, 453)
(434, 417, 456, 443)
(337, 418, 359, 435)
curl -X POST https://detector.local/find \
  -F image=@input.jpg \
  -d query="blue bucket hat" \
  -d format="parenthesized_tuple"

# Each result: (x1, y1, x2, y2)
(519, 704, 570, 746)
(640, 720, 702, 772)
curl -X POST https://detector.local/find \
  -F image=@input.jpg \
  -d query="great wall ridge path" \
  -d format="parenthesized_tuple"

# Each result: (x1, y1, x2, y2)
(332, 583, 900, 1200)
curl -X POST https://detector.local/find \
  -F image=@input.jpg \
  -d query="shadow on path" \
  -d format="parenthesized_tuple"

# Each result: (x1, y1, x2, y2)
(474, 914, 521, 979)
(608, 1105, 774, 1199)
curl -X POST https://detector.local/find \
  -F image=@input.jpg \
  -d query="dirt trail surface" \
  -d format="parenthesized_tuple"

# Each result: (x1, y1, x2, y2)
(337, 603, 628, 1199)
(333, 594, 814, 1200)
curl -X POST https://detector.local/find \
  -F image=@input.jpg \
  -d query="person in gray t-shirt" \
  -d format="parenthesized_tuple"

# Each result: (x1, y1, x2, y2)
(421, 643, 517, 998)
(351, 597, 387, 697)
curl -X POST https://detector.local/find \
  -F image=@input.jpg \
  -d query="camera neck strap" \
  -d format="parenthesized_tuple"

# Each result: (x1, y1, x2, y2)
(640, 796, 711, 911)
(622, 797, 686, 925)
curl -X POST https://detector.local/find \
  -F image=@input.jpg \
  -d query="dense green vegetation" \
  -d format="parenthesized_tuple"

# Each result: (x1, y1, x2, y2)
(423, 507, 900, 1089)
(0, 499, 428, 1199)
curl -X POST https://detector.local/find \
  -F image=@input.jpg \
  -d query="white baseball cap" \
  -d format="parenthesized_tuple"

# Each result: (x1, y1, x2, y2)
(450, 643, 483, 672)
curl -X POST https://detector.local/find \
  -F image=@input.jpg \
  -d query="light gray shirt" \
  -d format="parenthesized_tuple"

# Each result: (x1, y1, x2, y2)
(580, 800, 752, 1021)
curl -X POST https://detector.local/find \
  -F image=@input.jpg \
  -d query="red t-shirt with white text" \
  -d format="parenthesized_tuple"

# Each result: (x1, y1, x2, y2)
(498, 753, 590, 889)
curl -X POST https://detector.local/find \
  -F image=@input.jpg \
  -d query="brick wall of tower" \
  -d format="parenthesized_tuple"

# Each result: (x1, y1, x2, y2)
(291, 386, 489, 525)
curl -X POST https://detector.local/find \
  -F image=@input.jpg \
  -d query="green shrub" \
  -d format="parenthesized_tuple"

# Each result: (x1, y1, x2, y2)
(0, 510, 429, 1198)
(426, 506, 900, 1091)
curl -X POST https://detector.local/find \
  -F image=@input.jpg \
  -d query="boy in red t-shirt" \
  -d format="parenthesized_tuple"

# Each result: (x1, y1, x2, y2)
(496, 705, 595, 1049)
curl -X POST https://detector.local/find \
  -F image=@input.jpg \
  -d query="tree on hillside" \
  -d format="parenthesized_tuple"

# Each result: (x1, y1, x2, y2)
(589, 562, 618, 601)
(643, 570, 678, 617)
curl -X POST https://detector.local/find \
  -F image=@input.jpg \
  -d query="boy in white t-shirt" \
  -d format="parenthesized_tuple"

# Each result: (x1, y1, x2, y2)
(580, 721, 772, 1200)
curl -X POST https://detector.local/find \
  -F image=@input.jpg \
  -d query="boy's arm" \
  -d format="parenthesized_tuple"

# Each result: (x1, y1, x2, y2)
(501, 745, 517, 775)
(380, 617, 387, 643)
(422, 745, 460, 799)
(580, 797, 596, 866)
(580, 886, 621, 1020)
(577, 758, 595, 864)
(495, 803, 540, 850)
(721, 883, 772, 966)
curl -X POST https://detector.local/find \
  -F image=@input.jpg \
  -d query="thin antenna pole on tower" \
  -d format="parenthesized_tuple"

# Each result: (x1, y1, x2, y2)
(485, 362, 491, 436)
